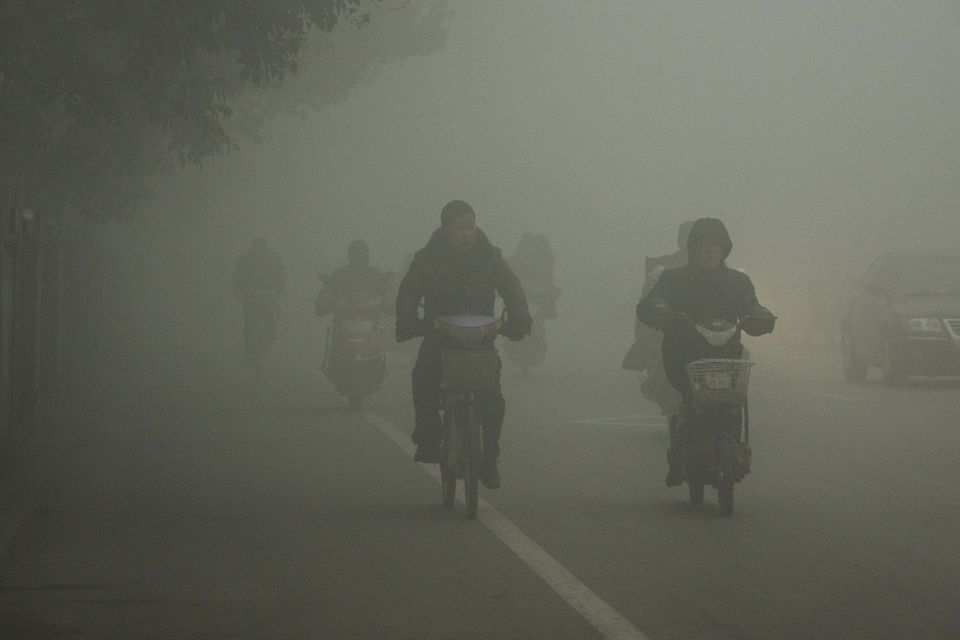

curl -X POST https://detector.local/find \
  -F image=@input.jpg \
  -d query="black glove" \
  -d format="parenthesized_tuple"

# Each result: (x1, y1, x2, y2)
(741, 307, 776, 336)
(503, 315, 532, 341)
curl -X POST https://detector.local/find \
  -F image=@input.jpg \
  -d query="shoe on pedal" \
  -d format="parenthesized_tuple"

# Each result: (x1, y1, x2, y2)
(414, 443, 441, 463)
(481, 458, 501, 489)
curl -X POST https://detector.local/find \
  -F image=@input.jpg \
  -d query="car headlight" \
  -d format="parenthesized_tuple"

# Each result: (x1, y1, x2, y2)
(903, 318, 944, 333)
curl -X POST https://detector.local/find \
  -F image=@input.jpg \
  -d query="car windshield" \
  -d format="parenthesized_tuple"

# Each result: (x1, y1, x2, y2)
(890, 258, 960, 296)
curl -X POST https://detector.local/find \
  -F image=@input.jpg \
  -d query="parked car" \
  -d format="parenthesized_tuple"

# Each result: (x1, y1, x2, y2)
(842, 252, 960, 385)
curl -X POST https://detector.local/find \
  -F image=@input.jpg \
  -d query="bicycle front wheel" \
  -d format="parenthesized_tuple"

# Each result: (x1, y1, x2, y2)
(464, 401, 481, 520)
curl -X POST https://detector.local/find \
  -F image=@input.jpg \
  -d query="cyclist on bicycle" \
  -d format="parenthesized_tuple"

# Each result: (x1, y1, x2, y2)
(396, 200, 531, 489)
(636, 218, 775, 485)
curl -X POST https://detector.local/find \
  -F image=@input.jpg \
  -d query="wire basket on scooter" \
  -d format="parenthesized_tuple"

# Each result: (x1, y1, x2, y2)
(686, 359, 753, 409)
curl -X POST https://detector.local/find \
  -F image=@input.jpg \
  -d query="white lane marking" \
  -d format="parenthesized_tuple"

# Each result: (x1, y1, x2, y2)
(362, 412, 650, 640)
(799, 389, 861, 403)
(567, 414, 667, 428)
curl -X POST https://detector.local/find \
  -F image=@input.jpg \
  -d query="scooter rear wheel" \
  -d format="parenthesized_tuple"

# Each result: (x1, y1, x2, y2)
(717, 439, 735, 517)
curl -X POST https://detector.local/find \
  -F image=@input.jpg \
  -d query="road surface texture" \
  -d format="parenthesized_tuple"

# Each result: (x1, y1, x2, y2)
(2, 335, 959, 639)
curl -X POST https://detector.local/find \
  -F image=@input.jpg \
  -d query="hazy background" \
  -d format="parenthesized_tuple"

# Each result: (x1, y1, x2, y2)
(94, 0, 960, 368)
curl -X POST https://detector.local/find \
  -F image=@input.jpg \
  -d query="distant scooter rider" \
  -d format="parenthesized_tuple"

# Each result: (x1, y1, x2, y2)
(233, 237, 287, 368)
(623, 221, 695, 412)
(636, 218, 775, 486)
(505, 232, 560, 375)
(314, 239, 389, 316)
(395, 200, 532, 489)
(315, 239, 390, 409)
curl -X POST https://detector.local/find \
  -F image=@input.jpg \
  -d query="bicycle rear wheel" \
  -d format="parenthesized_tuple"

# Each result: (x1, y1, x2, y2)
(440, 403, 458, 508)
(464, 401, 481, 520)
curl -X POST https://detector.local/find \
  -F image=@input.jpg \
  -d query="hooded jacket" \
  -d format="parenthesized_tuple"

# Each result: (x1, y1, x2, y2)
(396, 228, 530, 341)
(636, 218, 757, 326)
(635, 219, 765, 392)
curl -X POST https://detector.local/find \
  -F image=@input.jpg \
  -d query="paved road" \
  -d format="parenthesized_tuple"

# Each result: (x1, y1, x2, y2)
(2, 336, 959, 639)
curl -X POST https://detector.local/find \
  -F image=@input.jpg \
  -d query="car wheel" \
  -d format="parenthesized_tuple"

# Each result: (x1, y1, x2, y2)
(881, 341, 908, 387)
(841, 329, 868, 382)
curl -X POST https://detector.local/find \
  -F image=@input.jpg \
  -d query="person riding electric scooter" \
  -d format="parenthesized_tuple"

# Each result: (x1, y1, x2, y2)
(315, 240, 391, 410)
(636, 218, 775, 486)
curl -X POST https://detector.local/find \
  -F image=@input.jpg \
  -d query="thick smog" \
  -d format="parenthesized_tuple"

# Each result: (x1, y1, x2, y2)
(2, 2, 959, 639)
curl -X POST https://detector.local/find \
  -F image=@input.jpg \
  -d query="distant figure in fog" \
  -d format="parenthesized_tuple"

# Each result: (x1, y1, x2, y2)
(314, 239, 389, 317)
(642, 220, 696, 297)
(505, 232, 560, 375)
(315, 239, 390, 410)
(622, 220, 696, 412)
(233, 237, 287, 369)
(395, 200, 532, 489)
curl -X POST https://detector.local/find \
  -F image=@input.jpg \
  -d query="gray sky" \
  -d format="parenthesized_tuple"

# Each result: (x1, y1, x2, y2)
(135, 0, 960, 310)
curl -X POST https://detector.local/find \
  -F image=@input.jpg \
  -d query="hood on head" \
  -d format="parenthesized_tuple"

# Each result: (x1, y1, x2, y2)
(686, 218, 732, 263)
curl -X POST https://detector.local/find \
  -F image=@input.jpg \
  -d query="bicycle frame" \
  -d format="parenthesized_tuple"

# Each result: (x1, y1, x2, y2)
(432, 314, 503, 520)
(440, 388, 483, 519)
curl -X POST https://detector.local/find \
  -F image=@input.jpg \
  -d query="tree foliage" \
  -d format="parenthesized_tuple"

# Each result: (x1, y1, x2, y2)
(0, 0, 447, 219)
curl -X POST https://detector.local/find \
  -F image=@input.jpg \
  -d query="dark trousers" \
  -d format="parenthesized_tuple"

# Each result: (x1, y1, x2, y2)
(411, 340, 506, 460)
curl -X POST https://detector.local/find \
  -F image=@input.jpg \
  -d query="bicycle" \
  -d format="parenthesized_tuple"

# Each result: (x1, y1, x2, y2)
(431, 315, 504, 519)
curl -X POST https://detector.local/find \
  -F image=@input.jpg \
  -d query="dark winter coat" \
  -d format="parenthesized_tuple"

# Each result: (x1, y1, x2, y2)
(635, 218, 764, 392)
(396, 228, 530, 342)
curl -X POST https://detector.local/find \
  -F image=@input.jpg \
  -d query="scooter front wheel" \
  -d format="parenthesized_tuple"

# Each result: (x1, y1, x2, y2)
(716, 439, 735, 517)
